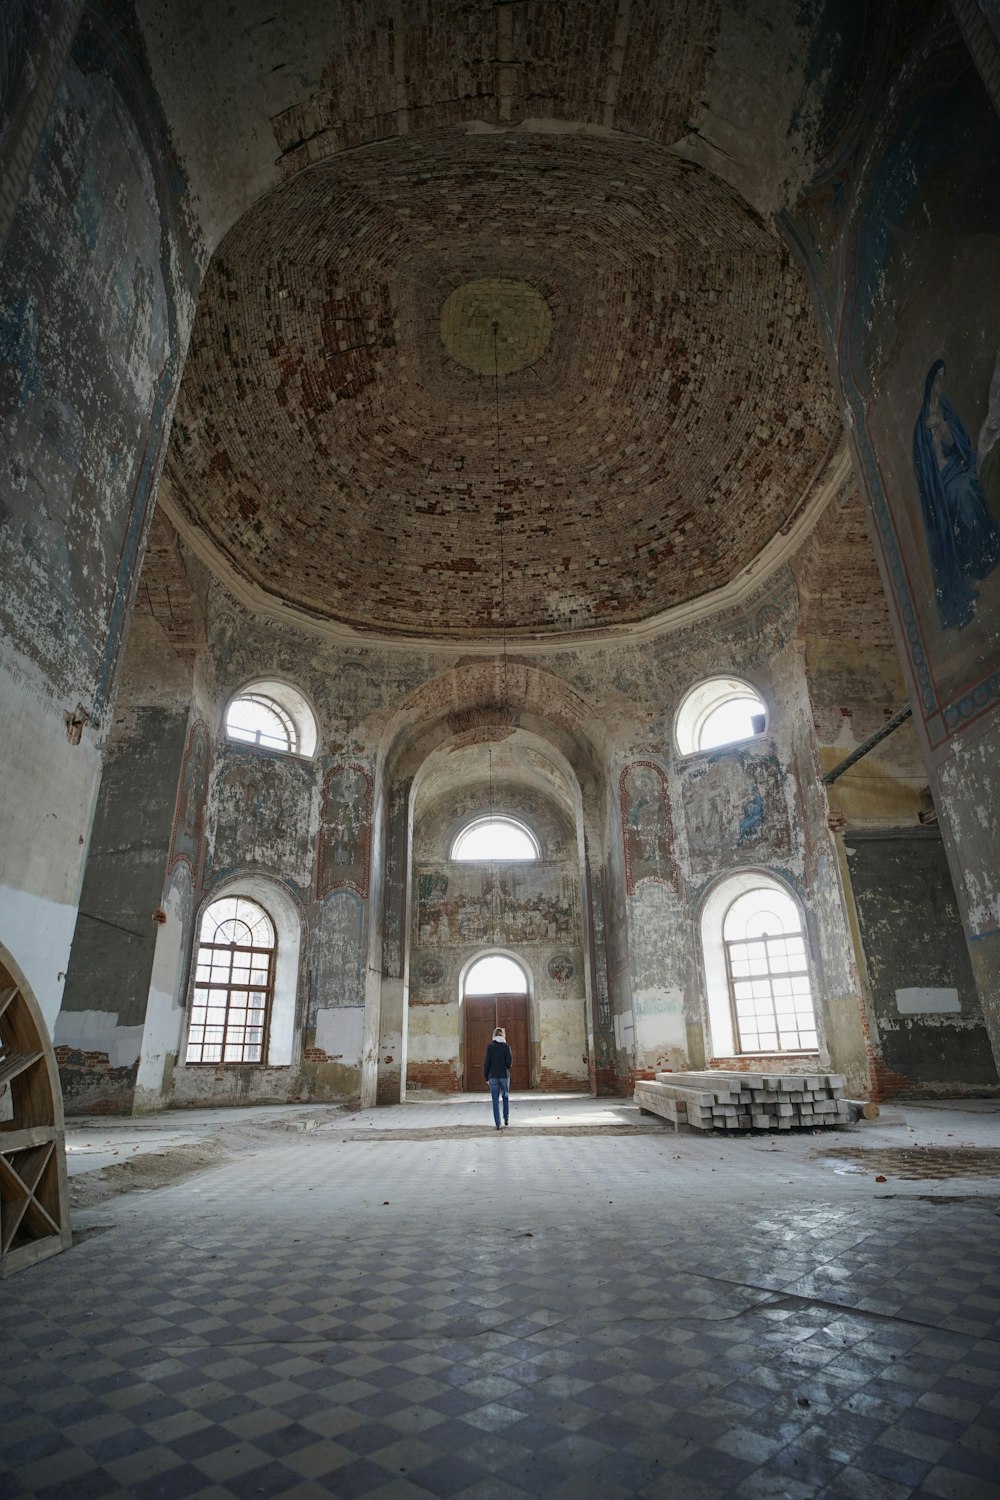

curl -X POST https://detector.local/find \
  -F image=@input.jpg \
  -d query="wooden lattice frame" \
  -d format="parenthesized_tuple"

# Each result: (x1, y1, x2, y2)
(0, 961, 72, 1278)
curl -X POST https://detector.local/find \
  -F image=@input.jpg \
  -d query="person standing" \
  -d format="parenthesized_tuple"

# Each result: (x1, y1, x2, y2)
(484, 1026, 512, 1131)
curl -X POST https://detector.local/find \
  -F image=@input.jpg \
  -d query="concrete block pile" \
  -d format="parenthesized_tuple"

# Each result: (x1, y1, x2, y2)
(634, 1070, 850, 1131)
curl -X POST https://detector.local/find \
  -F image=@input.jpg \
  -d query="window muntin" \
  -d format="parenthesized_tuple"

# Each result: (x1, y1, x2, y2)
(465, 954, 528, 995)
(675, 677, 767, 755)
(223, 679, 318, 758)
(722, 889, 817, 1053)
(451, 817, 539, 861)
(225, 693, 296, 753)
(186, 897, 275, 1065)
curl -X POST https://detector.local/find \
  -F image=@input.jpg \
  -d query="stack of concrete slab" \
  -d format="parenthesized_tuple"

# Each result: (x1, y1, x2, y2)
(634, 1070, 851, 1131)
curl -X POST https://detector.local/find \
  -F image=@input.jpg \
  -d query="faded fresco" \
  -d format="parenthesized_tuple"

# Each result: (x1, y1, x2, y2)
(837, 43, 1000, 746)
(416, 955, 447, 989)
(547, 953, 575, 982)
(416, 864, 576, 946)
(211, 753, 315, 889)
(167, 718, 210, 885)
(620, 761, 675, 895)
(682, 752, 792, 873)
(315, 889, 366, 1010)
(912, 357, 1000, 633)
(316, 763, 372, 900)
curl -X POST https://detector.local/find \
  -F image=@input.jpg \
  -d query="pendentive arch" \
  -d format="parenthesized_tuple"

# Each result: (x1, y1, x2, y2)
(372, 658, 608, 1105)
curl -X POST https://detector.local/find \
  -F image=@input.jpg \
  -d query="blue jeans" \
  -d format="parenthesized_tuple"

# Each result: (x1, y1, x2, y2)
(489, 1077, 509, 1128)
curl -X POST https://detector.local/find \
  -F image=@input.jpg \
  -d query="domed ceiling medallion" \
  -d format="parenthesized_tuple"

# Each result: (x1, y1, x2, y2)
(440, 277, 554, 377)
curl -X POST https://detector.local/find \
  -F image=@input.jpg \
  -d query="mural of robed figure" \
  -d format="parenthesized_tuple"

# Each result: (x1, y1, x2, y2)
(912, 359, 1000, 631)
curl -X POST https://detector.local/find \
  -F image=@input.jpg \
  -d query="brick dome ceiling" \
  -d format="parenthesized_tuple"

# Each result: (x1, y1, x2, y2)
(165, 131, 842, 641)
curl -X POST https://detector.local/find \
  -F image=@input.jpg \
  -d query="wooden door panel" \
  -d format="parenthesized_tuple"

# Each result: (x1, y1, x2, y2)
(496, 994, 530, 1091)
(465, 996, 496, 1091)
(465, 994, 530, 1092)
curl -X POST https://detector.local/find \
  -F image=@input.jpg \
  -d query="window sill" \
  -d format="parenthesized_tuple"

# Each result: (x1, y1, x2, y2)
(711, 1052, 822, 1066)
(222, 740, 315, 764)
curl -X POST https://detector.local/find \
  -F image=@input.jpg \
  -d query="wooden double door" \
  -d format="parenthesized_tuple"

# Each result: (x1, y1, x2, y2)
(464, 993, 530, 1092)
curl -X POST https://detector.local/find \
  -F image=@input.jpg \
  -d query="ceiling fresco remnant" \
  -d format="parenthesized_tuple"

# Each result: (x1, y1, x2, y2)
(163, 131, 842, 641)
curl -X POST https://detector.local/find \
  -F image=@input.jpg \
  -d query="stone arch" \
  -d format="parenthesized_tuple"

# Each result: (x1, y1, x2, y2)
(373, 659, 606, 1104)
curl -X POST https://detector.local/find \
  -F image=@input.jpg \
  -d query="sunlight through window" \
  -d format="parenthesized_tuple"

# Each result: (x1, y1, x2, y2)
(465, 954, 528, 994)
(675, 677, 767, 755)
(452, 817, 538, 861)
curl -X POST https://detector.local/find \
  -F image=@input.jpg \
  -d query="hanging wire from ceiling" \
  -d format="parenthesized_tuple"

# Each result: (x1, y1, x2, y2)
(492, 320, 509, 711)
(488, 742, 495, 822)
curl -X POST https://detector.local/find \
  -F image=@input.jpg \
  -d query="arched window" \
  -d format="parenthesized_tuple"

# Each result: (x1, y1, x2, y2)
(675, 677, 767, 755)
(465, 954, 528, 994)
(224, 679, 318, 758)
(186, 897, 275, 1064)
(724, 888, 818, 1053)
(452, 817, 539, 861)
(700, 874, 819, 1059)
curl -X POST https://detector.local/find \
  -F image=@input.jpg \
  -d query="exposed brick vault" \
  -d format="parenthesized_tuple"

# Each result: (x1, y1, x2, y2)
(165, 131, 841, 641)
(382, 659, 606, 782)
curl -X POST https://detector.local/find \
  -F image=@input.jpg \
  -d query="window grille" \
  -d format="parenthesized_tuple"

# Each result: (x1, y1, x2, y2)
(225, 693, 297, 753)
(186, 898, 275, 1064)
(722, 888, 818, 1053)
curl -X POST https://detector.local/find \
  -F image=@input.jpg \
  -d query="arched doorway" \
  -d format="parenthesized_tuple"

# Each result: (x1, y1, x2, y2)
(463, 954, 531, 1092)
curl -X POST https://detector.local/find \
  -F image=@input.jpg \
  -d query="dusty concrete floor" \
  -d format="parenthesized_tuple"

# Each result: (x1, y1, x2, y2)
(2, 1095, 997, 1499)
(64, 1094, 1000, 1209)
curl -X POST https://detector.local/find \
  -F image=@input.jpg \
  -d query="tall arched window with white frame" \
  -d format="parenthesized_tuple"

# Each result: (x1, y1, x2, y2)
(723, 887, 818, 1054)
(700, 874, 820, 1060)
(186, 896, 276, 1064)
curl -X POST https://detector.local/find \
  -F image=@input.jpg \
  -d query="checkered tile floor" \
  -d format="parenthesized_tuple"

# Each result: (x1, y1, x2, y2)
(1, 1131, 999, 1498)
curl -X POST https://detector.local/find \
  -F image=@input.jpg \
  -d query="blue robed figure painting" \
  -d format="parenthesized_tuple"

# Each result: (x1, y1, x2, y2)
(912, 359, 1000, 631)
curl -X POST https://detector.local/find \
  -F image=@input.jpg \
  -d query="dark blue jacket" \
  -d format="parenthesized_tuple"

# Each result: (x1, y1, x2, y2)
(484, 1039, 512, 1081)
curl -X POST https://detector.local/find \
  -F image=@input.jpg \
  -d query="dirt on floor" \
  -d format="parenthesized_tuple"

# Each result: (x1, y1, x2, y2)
(67, 1106, 354, 1208)
(820, 1144, 1000, 1180)
(68, 1141, 231, 1209)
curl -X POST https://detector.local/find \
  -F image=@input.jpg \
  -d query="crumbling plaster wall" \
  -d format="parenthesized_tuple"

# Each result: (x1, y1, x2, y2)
(71, 493, 977, 1113)
(574, 572, 866, 1095)
(0, 3, 202, 1059)
(846, 830, 997, 1095)
(56, 511, 208, 1113)
(784, 1, 1000, 1071)
(77, 537, 873, 1111)
(791, 486, 992, 1096)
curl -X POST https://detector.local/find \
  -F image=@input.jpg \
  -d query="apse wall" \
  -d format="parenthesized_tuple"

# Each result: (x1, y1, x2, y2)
(406, 780, 589, 1095)
(46, 495, 998, 1114)
(50, 543, 872, 1114)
